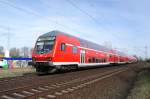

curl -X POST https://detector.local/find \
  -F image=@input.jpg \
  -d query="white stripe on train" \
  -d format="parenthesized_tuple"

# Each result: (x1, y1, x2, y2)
(52, 62, 127, 67)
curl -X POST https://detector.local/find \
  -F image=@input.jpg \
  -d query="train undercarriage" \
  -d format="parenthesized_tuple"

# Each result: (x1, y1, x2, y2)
(34, 62, 78, 74)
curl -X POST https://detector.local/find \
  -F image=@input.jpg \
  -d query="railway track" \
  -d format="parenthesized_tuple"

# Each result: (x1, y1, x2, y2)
(0, 66, 122, 92)
(0, 74, 37, 85)
(0, 66, 129, 99)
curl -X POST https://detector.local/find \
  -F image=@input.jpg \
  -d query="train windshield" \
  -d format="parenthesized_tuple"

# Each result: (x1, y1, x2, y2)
(35, 37, 55, 54)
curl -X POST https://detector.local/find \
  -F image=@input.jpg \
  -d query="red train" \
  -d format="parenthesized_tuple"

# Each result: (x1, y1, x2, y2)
(32, 30, 137, 74)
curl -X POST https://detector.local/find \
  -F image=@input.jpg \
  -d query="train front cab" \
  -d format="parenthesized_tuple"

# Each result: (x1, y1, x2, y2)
(32, 34, 80, 74)
(32, 36, 58, 74)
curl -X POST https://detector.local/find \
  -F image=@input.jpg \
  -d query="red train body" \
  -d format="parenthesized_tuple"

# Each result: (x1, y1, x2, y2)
(32, 30, 137, 73)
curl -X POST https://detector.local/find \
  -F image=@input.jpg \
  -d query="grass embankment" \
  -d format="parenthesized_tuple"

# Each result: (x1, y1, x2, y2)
(127, 69, 150, 99)
(0, 67, 36, 78)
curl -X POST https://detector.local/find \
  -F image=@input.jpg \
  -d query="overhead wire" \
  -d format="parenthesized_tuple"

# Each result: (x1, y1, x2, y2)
(65, 0, 123, 42)
(0, 0, 88, 35)
(0, 0, 140, 57)
(65, 0, 142, 57)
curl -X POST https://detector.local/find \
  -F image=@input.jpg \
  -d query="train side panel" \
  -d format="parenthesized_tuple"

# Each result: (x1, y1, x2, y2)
(53, 34, 80, 64)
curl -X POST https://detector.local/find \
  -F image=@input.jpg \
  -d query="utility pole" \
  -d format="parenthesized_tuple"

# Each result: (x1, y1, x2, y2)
(0, 25, 11, 57)
(145, 46, 148, 60)
(5, 26, 10, 58)
(7, 27, 10, 51)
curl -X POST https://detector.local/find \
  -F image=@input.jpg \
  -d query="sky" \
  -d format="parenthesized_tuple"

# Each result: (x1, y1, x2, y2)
(0, 0, 149, 58)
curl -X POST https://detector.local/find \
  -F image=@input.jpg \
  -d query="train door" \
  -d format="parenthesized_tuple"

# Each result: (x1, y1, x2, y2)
(80, 50, 85, 63)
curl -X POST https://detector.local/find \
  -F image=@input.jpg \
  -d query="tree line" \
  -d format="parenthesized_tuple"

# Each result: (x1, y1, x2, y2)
(0, 46, 33, 58)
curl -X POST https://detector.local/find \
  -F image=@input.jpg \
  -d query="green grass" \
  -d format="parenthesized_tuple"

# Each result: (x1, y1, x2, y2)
(0, 68, 36, 79)
(127, 69, 150, 99)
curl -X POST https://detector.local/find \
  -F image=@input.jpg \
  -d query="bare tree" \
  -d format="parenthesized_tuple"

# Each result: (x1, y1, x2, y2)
(29, 48, 34, 58)
(0, 46, 4, 57)
(10, 48, 20, 58)
(21, 47, 29, 58)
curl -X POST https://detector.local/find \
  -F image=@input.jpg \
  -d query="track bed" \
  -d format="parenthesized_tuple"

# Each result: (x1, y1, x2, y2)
(0, 63, 145, 99)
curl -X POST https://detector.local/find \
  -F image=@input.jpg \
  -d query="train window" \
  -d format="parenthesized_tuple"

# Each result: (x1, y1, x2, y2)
(38, 36, 55, 41)
(88, 59, 92, 63)
(103, 59, 106, 62)
(110, 55, 112, 58)
(101, 59, 103, 63)
(96, 59, 99, 63)
(61, 43, 66, 51)
(73, 46, 78, 54)
(98, 59, 100, 63)
(100, 59, 103, 63)
(35, 39, 55, 54)
(92, 58, 95, 63)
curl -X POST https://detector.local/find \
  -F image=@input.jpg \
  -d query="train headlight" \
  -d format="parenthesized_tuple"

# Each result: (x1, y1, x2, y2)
(47, 57, 52, 61)
(32, 58, 36, 62)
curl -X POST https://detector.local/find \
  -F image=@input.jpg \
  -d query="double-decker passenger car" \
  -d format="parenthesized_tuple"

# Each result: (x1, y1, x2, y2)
(32, 30, 137, 74)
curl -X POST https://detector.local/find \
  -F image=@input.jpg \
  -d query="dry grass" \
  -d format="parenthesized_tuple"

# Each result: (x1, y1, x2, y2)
(127, 69, 150, 99)
(0, 67, 36, 78)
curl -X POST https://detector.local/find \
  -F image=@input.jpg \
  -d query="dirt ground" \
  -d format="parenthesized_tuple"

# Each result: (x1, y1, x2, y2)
(0, 62, 149, 99)
(57, 62, 150, 99)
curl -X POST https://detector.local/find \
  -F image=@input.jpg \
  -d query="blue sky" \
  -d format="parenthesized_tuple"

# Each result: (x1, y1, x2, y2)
(0, 0, 149, 58)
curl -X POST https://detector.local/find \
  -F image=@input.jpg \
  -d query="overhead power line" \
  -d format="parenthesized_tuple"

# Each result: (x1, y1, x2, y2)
(0, 0, 135, 56)
(66, 0, 122, 41)
(66, 0, 98, 24)
(0, 0, 40, 17)
(0, 0, 87, 35)
(0, 25, 11, 51)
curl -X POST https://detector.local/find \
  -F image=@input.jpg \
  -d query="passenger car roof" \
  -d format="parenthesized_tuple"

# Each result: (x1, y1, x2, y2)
(39, 30, 128, 56)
